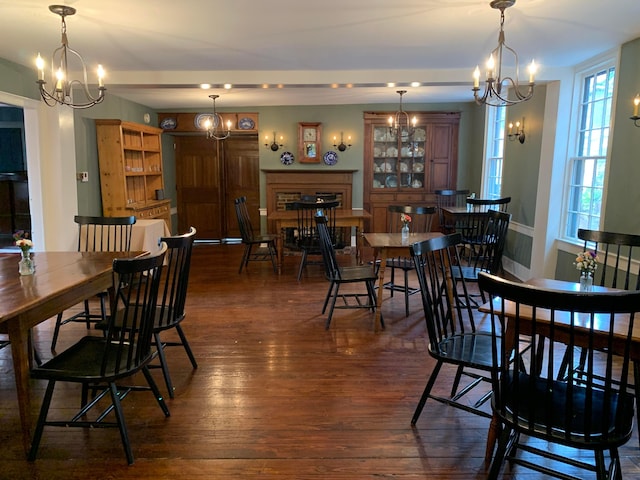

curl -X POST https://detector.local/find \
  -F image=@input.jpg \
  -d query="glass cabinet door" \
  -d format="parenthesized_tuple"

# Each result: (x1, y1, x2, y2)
(371, 125, 427, 191)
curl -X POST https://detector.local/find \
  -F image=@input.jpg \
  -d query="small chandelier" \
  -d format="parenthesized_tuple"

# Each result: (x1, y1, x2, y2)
(388, 90, 417, 139)
(472, 0, 536, 107)
(204, 94, 231, 140)
(36, 5, 106, 109)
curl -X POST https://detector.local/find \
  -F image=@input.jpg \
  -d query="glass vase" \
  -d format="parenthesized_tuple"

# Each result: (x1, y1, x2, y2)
(18, 250, 35, 276)
(401, 223, 410, 241)
(579, 272, 593, 292)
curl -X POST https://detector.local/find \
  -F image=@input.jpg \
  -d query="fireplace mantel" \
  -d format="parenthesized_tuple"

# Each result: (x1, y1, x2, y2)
(263, 170, 356, 214)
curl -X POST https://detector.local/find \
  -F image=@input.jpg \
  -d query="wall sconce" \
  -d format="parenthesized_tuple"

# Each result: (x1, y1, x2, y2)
(630, 94, 640, 127)
(333, 132, 352, 152)
(507, 118, 526, 144)
(265, 132, 284, 151)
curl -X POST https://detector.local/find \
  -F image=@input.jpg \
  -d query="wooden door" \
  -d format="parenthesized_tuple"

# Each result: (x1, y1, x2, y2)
(175, 136, 222, 239)
(429, 123, 458, 192)
(223, 136, 260, 238)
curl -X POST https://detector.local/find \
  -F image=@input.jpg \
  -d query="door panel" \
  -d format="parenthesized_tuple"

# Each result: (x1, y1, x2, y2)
(223, 137, 260, 238)
(174, 135, 259, 240)
(175, 136, 222, 239)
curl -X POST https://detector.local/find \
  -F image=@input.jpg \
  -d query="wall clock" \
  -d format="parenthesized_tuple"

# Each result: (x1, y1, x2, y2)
(298, 122, 322, 163)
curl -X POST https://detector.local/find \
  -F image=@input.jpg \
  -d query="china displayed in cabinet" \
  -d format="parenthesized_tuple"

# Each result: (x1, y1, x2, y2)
(363, 112, 460, 232)
(96, 120, 171, 226)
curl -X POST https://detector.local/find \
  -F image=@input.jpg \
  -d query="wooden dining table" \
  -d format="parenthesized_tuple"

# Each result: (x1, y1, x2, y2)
(268, 208, 372, 275)
(478, 277, 640, 463)
(0, 250, 138, 454)
(363, 232, 443, 331)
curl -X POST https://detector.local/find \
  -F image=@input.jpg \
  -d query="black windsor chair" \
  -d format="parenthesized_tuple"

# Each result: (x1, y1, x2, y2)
(234, 196, 278, 274)
(383, 205, 436, 317)
(291, 200, 340, 281)
(29, 245, 169, 465)
(315, 215, 380, 329)
(479, 272, 640, 480)
(409, 233, 496, 432)
(434, 189, 470, 233)
(51, 215, 136, 351)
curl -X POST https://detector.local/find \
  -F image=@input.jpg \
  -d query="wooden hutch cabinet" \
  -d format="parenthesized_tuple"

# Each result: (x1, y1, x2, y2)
(96, 120, 171, 226)
(363, 111, 460, 232)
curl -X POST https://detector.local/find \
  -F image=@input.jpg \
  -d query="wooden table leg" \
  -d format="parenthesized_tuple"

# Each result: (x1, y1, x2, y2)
(485, 412, 500, 465)
(7, 318, 33, 454)
(373, 247, 385, 332)
(276, 224, 284, 275)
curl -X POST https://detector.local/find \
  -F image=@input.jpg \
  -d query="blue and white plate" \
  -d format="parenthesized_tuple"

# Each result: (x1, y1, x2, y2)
(280, 151, 295, 165)
(194, 113, 217, 130)
(238, 117, 255, 130)
(160, 117, 177, 130)
(323, 151, 338, 166)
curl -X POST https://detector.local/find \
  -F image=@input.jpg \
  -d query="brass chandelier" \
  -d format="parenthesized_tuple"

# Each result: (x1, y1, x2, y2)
(472, 0, 536, 107)
(36, 5, 106, 109)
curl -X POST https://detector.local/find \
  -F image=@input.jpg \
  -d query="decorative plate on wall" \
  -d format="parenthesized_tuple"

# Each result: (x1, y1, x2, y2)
(238, 117, 255, 130)
(323, 151, 338, 166)
(280, 151, 295, 165)
(194, 113, 217, 130)
(160, 117, 177, 130)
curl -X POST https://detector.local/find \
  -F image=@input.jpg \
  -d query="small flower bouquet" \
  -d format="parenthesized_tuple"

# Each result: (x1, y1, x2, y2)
(400, 213, 412, 226)
(575, 250, 598, 277)
(14, 230, 33, 253)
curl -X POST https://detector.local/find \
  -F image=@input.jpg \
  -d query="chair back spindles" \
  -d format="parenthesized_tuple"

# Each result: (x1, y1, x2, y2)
(578, 228, 640, 291)
(75, 215, 136, 252)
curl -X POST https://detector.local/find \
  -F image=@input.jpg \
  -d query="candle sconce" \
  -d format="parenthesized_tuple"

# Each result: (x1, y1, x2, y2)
(507, 118, 526, 144)
(630, 95, 640, 127)
(333, 132, 352, 152)
(265, 132, 284, 151)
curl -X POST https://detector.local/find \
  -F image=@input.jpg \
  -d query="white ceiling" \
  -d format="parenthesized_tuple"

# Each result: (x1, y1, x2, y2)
(2, 0, 640, 109)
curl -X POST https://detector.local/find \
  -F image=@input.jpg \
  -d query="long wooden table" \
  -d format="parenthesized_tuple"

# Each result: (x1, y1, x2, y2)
(268, 209, 372, 275)
(0, 251, 136, 454)
(363, 232, 443, 331)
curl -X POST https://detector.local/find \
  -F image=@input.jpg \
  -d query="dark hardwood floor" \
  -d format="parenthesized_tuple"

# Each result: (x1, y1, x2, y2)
(1, 243, 639, 479)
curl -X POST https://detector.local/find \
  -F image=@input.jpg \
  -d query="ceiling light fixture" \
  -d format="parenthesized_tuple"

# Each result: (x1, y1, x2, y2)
(388, 90, 416, 139)
(35, 5, 106, 109)
(472, 0, 536, 107)
(204, 94, 231, 140)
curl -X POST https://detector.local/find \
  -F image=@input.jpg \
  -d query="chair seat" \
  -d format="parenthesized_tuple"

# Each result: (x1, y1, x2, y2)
(335, 265, 378, 283)
(385, 257, 414, 270)
(32, 336, 151, 383)
(433, 333, 496, 370)
(503, 372, 635, 447)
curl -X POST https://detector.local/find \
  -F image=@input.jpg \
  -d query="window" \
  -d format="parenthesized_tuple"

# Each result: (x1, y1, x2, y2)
(564, 64, 615, 239)
(483, 107, 505, 199)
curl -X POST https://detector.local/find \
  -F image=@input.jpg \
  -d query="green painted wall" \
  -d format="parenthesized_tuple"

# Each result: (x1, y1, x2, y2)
(0, 58, 40, 100)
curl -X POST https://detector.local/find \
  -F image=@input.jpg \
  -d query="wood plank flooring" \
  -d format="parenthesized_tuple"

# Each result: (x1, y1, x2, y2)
(1, 243, 640, 479)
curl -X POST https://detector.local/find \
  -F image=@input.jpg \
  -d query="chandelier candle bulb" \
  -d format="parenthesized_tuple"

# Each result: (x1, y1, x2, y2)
(528, 60, 537, 83)
(97, 65, 105, 87)
(473, 67, 480, 88)
(634, 95, 640, 117)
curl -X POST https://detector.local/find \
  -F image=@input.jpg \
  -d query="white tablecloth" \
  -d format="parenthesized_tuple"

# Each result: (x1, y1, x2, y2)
(131, 219, 171, 254)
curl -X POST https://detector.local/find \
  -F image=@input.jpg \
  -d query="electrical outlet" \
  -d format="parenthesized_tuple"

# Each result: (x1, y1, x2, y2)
(77, 171, 89, 182)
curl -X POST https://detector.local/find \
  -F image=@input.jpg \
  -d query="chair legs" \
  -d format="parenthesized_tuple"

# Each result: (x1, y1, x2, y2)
(240, 242, 278, 274)
(322, 280, 381, 330)
(151, 326, 198, 399)
(29, 366, 170, 465)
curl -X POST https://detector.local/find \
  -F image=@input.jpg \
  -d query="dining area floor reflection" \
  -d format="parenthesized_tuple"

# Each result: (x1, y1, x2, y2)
(1, 243, 640, 479)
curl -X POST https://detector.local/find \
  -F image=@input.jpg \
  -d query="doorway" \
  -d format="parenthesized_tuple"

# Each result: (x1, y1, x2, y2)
(174, 134, 259, 240)
(0, 107, 31, 249)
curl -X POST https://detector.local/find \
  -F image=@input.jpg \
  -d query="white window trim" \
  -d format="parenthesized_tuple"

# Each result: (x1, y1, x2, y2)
(559, 49, 620, 244)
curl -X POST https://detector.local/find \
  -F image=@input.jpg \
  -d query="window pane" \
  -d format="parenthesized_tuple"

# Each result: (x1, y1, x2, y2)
(564, 64, 614, 240)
